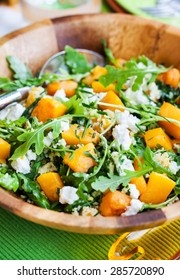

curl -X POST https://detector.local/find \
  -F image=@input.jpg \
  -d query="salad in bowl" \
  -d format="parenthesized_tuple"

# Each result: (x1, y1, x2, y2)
(0, 44, 180, 218)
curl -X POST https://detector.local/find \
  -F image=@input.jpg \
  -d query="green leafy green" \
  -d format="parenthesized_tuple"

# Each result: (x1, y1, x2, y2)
(92, 167, 153, 192)
(6, 55, 33, 81)
(143, 194, 178, 210)
(102, 39, 118, 66)
(143, 147, 176, 180)
(10, 117, 65, 159)
(0, 173, 19, 192)
(18, 174, 50, 208)
(65, 46, 92, 74)
(100, 56, 167, 92)
(64, 95, 85, 115)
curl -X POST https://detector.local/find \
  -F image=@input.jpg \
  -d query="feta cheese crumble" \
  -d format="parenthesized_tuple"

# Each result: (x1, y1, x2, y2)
(111, 152, 134, 176)
(123, 184, 140, 199)
(43, 131, 54, 147)
(112, 125, 133, 150)
(154, 152, 180, 174)
(115, 109, 140, 133)
(59, 186, 79, 205)
(122, 199, 144, 216)
(11, 155, 31, 174)
(54, 89, 69, 101)
(11, 149, 36, 174)
(125, 87, 149, 106)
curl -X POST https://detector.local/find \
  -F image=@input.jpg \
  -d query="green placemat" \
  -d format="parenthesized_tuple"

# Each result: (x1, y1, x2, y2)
(115, 0, 180, 27)
(0, 207, 118, 260)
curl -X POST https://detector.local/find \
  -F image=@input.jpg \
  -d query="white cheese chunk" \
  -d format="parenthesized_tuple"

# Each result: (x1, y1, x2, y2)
(122, 199, 144, 216)
(112, 124, 133, 150)
(59, 186, 79, 205)
(11, 155, 30, 174)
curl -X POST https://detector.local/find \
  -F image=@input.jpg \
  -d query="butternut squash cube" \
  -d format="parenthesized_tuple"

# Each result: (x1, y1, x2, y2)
(158, 102, 180, 139)
(31, 97, 67, 122)
(98, 90, 124, 112)
(130, 157, 147, 195)
(47, 80, 78, 97)
(140, 172, 176, 204)
(92, 81, 116, 93)
(62, 124, 99, 145)
(0, 138, 11, 163)
(37, 172, 63, 202)
(99, 191, 131, 216)
(63, 143, 97, 173)
(144, 127, 172, 150)
(157, 68, 180, 89)
(91, 65, 107, 80)
(82, 66, 107, 86)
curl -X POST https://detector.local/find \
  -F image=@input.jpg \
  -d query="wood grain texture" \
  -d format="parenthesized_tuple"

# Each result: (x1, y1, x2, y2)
(52, 14, 180, 68)
(0, 19, 59, 77)
(0, 14, 180, 234)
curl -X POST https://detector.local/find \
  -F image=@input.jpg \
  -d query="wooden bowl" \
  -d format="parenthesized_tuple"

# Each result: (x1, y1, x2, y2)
(0, 14, 180, 234)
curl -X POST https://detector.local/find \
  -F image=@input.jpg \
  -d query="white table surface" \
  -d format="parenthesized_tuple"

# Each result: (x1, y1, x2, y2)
(0, 5, 30, 37)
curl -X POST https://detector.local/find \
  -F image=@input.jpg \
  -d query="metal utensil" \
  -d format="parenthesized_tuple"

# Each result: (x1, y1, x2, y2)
(0, 49, 105, 109)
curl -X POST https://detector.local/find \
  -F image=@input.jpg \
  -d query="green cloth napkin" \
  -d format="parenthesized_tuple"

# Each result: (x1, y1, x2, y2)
(0, 207, 118, 260)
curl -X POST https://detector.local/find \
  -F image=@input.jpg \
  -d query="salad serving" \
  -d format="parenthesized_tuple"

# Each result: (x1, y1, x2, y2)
(0, 43, 180, 217)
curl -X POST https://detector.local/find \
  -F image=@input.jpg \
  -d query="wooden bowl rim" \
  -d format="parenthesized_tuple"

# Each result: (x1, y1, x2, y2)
(0, 187, 179, 234)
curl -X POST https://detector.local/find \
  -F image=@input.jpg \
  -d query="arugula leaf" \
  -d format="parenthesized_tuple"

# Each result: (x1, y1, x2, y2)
(0, 77, 11, 89)
(102, 39, 118, 66)
(18, 174, 50, 208)
(100, 56, 167, 92)
(10, 117, 64, 159)
(6, 56, 32, 82)
(143, 194, 178, 210)
(143, 147, 176, 180)
(0, 173, 19, 192)
(64, 95, 85, 115)
(92, 166, 152, 192)
(65, 46, 92, 74)
(10, 115, 82, 160)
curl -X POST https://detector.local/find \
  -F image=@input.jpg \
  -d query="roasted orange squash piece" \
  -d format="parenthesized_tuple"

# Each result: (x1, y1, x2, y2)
(99, 191, 131, 216)
(144, 127, 172, 150)
(98, 90, 124, 112)
(158, 102, 180, 139)
(0, 138, 11, 163)
(92, 81, 116, 93)
(31, 97, 67, 122)
(82, 66, 107, 86)
(62, 124, 99, 145)
(140, 172, 176, 204)
(157, 68, 180, 89)
(63, 143, 97, 173)
(47, 80, 78, 97)
(130, 157, 147, 195)
(37, 172, 64, 202)
(92, 66, 107, 79)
